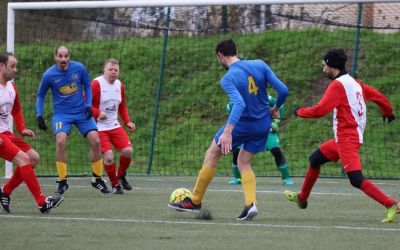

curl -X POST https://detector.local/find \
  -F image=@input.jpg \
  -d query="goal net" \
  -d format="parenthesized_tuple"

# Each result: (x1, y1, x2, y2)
(3, 0, 400, 178)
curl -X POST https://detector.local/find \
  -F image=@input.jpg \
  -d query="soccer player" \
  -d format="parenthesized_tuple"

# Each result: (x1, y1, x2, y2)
(168, 39, 288, 220)
(0, 52, 64, 213)
(227, 96, 293, 186)
(284, 48, 400, 223)
(91, 58, 136, 194)
(36, 46, 111, 194)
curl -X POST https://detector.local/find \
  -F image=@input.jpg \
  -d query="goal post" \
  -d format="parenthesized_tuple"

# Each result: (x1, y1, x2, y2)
(5, 0, 400, 179)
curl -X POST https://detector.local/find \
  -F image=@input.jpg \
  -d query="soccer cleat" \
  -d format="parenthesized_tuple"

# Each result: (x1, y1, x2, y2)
(236, 202, 258, 221)
(0, 187, 11, 213)
(39, 195, 64, 214)
(112, 185, 124, 194)
(91, 178, 112, 194)
(119, 173, 132, 190)
(283, 178, 294, 186)
(55, 179, 69, 195)
(284, 190, 308, 209)
(381, 202, 400, 223)
(168, 197, 201, 213)
(229, 178, 241, 185)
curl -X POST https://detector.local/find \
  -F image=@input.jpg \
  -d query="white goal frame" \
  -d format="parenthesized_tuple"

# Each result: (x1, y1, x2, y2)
(5, 0, 398, 177)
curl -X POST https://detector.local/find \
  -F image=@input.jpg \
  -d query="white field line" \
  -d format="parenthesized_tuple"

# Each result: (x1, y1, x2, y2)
(1, 214, 399, 232)
(39, 184, 364, 196)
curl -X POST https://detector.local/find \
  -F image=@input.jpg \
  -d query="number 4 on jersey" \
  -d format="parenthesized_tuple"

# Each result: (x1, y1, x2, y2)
(248, 75, 258, 95)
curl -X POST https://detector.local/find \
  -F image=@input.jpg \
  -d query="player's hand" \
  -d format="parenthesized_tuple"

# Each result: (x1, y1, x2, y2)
(21, 129, 36, 139)
(218, 125, 233, 155)
(85, 106, 93, 120)
(271, 118, 280, 132)
(383, 115, 395, 123)
(126, 122, 136, 132)
(98, 111, 108, 121)
(37, 116, 48, 131)
(0, 137, 3, 145)
(294, 107, 301, 117)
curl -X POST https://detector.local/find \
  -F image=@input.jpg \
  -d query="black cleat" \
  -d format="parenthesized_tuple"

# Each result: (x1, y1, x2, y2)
(119, 173, 132, 190)
(112, 184, 124, 194)
(39, 195, 64, 214)
(55, 180, 69, 195)
(236, 202, 258, 221)
(91, 178, 112, 193)
(0, 187, 11, 213)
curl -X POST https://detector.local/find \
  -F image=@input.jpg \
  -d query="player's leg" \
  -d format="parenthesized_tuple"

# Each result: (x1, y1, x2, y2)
(2, 133, 39, 195)
(98, 130, 121, 193)
(229, 148, 241, 185)
(236, 148, 258, 220)
(55, 132, 69, 194)
(86, 130, 111, 194)
(77, 115, 111, 194)
(1, 134, 62, 213)
(118, 146, 133, 190)
(168, 140, 222, 212)
(285, 139, 335, 208)
(339, 141, 399, 222)
(52, 114, 73, 194)
(266, 133, 293, 185)
(111, 127, 133, 190)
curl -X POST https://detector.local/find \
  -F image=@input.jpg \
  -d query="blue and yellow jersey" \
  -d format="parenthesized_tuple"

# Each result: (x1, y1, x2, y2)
(221, 59, 288, 126)
(36, 61, 92, 116)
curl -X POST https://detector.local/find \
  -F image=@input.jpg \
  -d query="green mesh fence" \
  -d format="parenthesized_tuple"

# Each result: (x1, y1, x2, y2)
(1, 2, 400, 179)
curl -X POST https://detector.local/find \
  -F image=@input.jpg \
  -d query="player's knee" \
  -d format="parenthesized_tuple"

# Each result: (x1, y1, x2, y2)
(13, 151, 31, 166)
(55, 138, 67, 150)
(308, 149, 329, 169)
(103, 157, 114, 165)
(121, 147, 133, 158)
(30, 151, 40, 168)
(347, 170, 365, 189)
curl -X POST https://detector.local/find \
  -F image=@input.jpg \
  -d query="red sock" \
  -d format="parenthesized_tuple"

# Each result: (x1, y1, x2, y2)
(104, 163, 118, 187)
(19, 164, 46, 206)
(3, 166, 23, 196)
(299, 167, 320, 202)
(117, 156, 131, 177)
(360, 179, 396, 208)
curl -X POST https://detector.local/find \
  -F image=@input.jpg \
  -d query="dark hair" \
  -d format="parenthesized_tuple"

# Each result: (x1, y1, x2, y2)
(323, 48, 347, 70)
(54, 45, 70, 55)
(0, 52, 15, 65)
(216, 39, 237, 57)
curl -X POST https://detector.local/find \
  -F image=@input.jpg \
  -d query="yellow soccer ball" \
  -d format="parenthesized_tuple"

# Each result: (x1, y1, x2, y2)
(169, 188, 192, 203)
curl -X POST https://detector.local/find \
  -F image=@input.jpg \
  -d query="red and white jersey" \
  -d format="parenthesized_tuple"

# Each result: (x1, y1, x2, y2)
(92, 76, 131, 132)
(0, 81, 26, 134)
(297, 74, 393, 144)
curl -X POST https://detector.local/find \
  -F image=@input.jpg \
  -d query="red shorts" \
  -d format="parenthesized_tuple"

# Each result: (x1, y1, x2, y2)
(98, 127, 132, 153)
(0, 131, 32, 161)
(319, 138, 362, 173)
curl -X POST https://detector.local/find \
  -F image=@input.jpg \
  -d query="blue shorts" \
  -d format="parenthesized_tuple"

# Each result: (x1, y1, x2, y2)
(214, 119, 270, 154)
(52, 113, 97, 137)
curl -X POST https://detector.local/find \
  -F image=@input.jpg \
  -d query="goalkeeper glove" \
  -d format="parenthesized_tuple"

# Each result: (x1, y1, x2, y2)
(37, 116, 48, 131)
(85, 106, 93, 120)
(270, 118, 280, 132)
(383, 115, 395, 123)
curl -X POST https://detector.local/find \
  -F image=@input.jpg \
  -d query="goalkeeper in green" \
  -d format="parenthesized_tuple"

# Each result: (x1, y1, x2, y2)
(227, 95, 293, 185)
